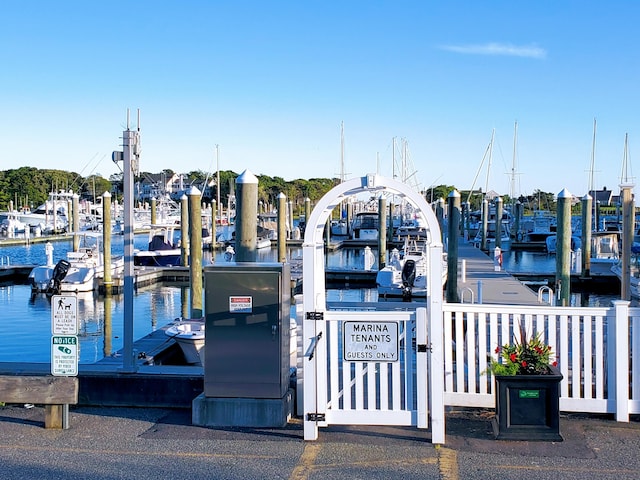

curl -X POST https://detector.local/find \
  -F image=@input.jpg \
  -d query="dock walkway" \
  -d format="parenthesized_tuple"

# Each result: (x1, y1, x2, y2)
(456, 243, 541, 305)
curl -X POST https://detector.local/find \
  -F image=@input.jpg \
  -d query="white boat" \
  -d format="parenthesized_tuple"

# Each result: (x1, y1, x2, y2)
(590, 231, 620, 264)
(330, 219, 349, 236)
(472, 218, 512, 251)
(0, 212, 27, 237)
(520, 210, 556, 242)
(0, 190, 72, 233)
(545, 234, 582, 254)
(256, 236, 272, 249)
(395, 216, 428, 239)
(258, 211, 289, 240)
(29, 233, 125, 294)
(611, 243, 640, 298)
(134, 224, 182, 267)
(216, 224, 272, 250)
(350, 211, 379, 240)
(376, 238, 447, 299)
(165, 318, 205, 366)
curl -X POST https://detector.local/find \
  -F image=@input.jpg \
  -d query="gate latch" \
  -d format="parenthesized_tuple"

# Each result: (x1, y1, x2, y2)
(307, 412, 326, 422)
(304, 332, 323, 360)
(417, 343, 432, 353)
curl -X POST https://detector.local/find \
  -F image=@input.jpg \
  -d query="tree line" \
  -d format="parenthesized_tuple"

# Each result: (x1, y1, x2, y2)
(0, 166, 560, 215)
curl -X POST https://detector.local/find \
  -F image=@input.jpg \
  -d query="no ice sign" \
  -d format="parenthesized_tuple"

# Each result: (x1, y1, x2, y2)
(51, 336, 78, 376)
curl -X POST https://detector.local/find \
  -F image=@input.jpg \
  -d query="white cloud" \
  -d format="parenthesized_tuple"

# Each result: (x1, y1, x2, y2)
(440, 42, 546, 59)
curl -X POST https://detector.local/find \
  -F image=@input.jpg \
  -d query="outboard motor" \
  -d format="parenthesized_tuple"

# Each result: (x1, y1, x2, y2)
(46, 259, 71, 297)
(401, 259, 417, 301)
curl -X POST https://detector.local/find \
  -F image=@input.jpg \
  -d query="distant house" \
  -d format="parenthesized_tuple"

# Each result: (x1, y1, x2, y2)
(485, 190, 501, 201)
(137, 173, 218, 203)
(591, 187, 615, 206)
(137, 173, 181, 203)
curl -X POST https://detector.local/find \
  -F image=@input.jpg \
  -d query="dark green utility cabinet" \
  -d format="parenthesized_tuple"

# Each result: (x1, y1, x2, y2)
(203, 263, 291, 399)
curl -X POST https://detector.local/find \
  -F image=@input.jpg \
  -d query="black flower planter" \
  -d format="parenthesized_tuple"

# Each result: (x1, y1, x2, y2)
(492, 367, 563, 441)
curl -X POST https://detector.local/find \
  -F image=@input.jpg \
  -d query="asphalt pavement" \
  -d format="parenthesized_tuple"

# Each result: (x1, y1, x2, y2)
(0, 405, 639, 480)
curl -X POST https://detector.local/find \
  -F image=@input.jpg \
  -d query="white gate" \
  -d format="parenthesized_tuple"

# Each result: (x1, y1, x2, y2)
(303, 307, 428, 426)
(301, 174, 445, 443)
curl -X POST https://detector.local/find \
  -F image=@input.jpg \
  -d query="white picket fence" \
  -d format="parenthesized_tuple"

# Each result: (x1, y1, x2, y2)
(442, 300, 640, 421)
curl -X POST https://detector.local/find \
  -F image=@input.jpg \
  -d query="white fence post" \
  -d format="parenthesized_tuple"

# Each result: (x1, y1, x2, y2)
(428, 291, 445, 444)
(613, 300, 630, 422)
(416, 308, 428, 429)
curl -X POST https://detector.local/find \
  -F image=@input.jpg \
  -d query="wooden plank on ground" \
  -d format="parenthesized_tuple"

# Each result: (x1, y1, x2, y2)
(0, 375, 78, 404)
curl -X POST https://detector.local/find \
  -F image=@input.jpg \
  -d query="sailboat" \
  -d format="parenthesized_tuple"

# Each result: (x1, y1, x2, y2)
(467, 129, 512, 251)
(610, 132, 636, 298)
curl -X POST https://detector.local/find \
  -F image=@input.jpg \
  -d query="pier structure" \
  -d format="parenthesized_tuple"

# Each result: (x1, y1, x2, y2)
(0, 224, 638, 441)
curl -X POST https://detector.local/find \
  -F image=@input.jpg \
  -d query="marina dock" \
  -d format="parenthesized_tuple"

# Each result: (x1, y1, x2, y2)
(456, 243, 541, 305)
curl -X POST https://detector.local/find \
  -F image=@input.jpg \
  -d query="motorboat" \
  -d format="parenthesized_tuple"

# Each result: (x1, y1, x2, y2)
(395, 216, 428, 239)
(350, 211, 379, 240)
(472, 218, 512, 251)
(0, 212, 27, 237)
(217, 226, 272, 250)
(256, 236, 272, 249)
(165, 318, 205, 366)
(330, 219, 349, 236)
(376, 238, 447, 299)
(611, 243, 640, 299)
(590, 231, 620, 264)
(0, 190, 72, 233)
(29, 233, 125, 294)
(545, 234, 582, 254)
(134, 224, 182, 267)
(520, 210, 556, 242)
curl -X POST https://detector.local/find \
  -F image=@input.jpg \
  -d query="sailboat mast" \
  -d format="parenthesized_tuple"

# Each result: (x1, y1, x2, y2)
(620, 132, 631, 184)
(216, 144, 221, 222)
(589, 118, 597, 197)
(340, 121, 345, 182)
(589, 118, 597, 227)
(392, 137, 396, 179)
(510, 121, 518, 202)
(484, 129, 495, 196)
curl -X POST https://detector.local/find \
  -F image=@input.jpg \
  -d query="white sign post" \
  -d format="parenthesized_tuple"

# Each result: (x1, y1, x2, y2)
(51, 295, 78, 376)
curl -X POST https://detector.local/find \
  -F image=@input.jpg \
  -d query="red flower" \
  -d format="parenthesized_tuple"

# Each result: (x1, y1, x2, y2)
(552, 361, 558, 367)
(495, 346, 501, 354)
(521, 361, 527, 367)
(510, 353, 517, 362)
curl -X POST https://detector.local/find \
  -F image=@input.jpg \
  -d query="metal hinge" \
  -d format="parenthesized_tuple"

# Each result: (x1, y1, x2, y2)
(417, 344, 432, 353)
(307, 412, 326, 422)
(306, 311, 324, 320)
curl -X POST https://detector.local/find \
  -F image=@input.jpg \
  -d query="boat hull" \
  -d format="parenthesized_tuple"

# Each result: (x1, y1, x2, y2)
(165, 319, 205, 366)
(134, 250, 182, 267)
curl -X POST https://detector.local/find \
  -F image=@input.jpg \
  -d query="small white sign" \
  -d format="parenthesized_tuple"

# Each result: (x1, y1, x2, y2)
(51, 335, 78, 376)
(343, 321, 399, 362)
(51, 295, 78, 335)
(229, 296, 252, 313)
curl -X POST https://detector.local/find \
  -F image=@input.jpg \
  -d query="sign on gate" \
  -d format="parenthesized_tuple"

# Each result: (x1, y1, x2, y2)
(343, 321, 399, 361)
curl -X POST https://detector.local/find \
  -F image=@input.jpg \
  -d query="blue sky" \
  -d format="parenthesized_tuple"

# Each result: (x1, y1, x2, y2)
(2, 1, 639, 199)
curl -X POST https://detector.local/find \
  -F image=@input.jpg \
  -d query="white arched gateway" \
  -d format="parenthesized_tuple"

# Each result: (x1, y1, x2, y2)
(302, 173, 445, 443)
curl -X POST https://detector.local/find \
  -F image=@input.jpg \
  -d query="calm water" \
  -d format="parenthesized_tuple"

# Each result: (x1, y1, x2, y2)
(0, 233, 299, 364)
(0, 239, 625, 364)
